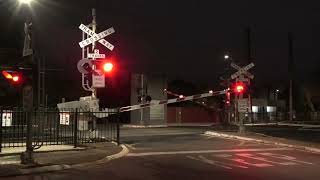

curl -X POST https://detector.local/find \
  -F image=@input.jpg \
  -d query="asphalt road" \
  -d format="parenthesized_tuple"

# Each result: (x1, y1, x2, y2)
(3, 127, 320, 180)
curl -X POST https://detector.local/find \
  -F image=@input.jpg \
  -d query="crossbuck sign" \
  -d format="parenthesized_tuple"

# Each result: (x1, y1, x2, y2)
(230, 62, 255, 80)
(79, 24, 115, 51)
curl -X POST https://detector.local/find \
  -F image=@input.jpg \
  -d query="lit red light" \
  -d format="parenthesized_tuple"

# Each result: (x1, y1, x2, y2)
(103, 62, 113, 72)
(236, 85, 244, 93)
(2, 71, 13, 79)
(12, 76, 19, 82)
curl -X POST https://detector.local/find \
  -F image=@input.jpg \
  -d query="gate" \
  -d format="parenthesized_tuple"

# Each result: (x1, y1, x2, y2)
(0, 108, 120, 152)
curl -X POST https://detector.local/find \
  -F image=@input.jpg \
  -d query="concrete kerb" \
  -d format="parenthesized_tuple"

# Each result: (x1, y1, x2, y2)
(72, 144, 129, 168)
(122, 124, 168, 128)
(204, 131, 320, 154)
(0, 144, 129, 177)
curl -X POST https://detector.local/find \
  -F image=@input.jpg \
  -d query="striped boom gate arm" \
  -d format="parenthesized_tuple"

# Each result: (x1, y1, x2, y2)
(119, 89, 228, 112)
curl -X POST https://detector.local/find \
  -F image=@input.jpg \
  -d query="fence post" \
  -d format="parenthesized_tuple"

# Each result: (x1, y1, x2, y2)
(116, 112, 120, 145)
(0, 108, 2, 153)
(74, 109, 78, 148)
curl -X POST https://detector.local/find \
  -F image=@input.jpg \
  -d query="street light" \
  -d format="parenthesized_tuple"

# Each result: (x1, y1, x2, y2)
(224, 54, 230, 60)
(19, 0, 33, 4)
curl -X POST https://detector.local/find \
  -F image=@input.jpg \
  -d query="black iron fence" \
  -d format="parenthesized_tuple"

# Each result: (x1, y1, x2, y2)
(0, 108, 120, 152)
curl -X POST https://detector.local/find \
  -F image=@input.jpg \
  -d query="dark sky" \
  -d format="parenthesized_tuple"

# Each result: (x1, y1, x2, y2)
(1, 0, 320, 87)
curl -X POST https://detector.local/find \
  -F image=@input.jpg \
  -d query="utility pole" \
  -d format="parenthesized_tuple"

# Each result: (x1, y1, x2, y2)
(288, 32, 294, 121)
(140, 74, 144, 125)
(246, 27, 253, 122)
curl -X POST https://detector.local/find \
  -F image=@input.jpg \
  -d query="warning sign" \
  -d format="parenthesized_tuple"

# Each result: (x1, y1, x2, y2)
(238, 99, 248, 112)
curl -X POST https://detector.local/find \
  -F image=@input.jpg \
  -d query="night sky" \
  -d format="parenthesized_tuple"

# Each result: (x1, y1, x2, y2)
(1, 0, 320, 88)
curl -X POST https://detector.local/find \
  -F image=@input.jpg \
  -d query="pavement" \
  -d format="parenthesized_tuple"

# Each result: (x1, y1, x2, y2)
(0, 142, 126, 177)
(1, 127, 319, 180)
(1, 126, 320, 179)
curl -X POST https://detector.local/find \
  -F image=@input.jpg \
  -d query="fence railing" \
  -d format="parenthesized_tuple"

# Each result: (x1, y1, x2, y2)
(226, 111, 320, 125)
(0, 108, 120, 152)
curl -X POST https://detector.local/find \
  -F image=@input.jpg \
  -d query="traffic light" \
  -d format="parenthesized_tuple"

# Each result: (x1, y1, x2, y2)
(2, 70, 21, 83)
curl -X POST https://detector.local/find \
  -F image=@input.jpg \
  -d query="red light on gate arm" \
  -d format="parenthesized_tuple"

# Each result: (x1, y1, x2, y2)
(2, 71, 21, 83)
(103, 62, 113, 72)
(2, 71, 13, 79)
(12, 75, 19, 82)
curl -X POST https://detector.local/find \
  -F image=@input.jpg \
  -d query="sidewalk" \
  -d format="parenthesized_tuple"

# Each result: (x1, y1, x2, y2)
(205, 126, 320, 154)
(0, 142, 127, 177)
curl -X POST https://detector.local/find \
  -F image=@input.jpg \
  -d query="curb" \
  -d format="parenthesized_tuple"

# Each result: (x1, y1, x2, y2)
(0, 147, 86, 157)
(204, 131, 320, 154)
(0, 144, 129, 177)
(122, 125, 168, 128)
(72, 144, 129, 168)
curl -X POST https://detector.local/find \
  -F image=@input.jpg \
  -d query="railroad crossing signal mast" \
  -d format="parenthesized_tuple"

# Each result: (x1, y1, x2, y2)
(77, 9, 115, 97)
(230, 62, 255, 133)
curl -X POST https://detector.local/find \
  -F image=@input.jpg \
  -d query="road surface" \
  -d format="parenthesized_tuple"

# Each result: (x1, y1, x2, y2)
(3, 127, 320, 180)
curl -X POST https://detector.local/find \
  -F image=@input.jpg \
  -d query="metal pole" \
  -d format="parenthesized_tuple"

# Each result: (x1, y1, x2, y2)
(37, 57, 41, 108)
(238, 92, 246, 134)
(140, 74, 144, 125)
(91, 8, 97, 98)
(116, 113, 120, 145)
(288, 33, 294, 121)
(74, 109, 78, 148)
(247, 27, 253, 122)
(21, 111, 34, 164)
(0, 108, 2, 153)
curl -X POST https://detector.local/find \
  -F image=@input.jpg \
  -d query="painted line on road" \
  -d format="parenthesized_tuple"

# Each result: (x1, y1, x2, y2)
(126, 147, 291, 157)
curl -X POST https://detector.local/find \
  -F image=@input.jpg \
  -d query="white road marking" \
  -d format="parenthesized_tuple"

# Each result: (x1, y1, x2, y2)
(230, 158, 273, 167)
(258, 152, 314, 165)
(126, 147, 291, 157)
(187, 156, 233, 169)
(236, 153, 297, 166)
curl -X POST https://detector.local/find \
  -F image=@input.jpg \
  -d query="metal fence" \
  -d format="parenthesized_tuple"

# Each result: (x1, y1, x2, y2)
(0, 108, 120, 152)
(226, 111, 320, 125)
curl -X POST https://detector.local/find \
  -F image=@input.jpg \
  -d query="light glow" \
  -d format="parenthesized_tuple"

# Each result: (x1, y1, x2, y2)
(12, 76, 20, 82)
(2, 71, 13, 79)
(236, 85, 244, 93)
(19, 0, 33, 4)
(103, 62, 113, 72)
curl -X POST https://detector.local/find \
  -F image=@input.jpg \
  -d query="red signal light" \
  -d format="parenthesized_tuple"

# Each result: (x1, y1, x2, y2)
(103, 62, 113, 73)
(2, 71, 13, 79)
(236, 85, 244, 93)
(234, 82, 245, 93)
(2, 71, 21, 83)
(12, 75, 20, 82)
